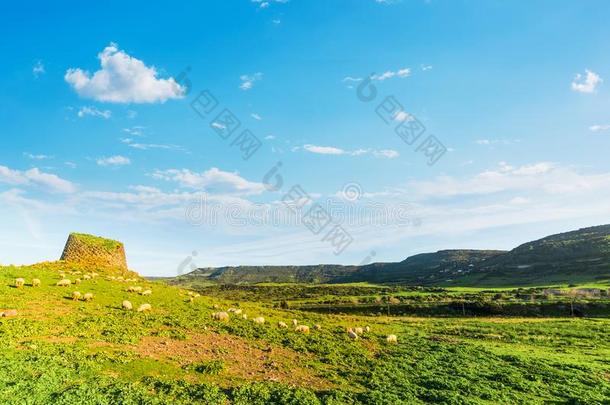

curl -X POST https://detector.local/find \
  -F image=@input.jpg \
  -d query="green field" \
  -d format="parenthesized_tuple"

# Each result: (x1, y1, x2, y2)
(1, 261, 609, 404)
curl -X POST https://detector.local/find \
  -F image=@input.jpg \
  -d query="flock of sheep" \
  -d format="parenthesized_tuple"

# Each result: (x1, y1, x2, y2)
(210, 307, 398, 343)
(12, 273, 398, 344)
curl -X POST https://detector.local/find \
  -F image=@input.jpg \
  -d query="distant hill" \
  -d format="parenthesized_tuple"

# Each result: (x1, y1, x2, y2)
(162, 225, 610, 287)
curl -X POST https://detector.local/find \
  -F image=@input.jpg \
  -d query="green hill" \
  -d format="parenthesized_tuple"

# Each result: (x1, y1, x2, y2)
(1, 236, 609, 403)
(166, 225, 610, 287)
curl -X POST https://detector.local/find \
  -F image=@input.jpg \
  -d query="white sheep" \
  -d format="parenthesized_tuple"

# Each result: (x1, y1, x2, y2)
(32, 278, 41, 287)
(71, 291, 82, 301)
(212, 312, 230, 322)
(83, 293, 94, 302)
(242, 314, 248, 320)
(83, 274, 91, 280)
(141, 289, 152, 296)
(292, 319, 298, 327)
(56, 279, 72, 287)
(137, 303, 152, 313)
(228, 308, 242, 315)
(347, 329, 359, 340)
(122, 300, 133, 310)
(354, 327, 364, 335)
(253, 316, 265, 324)
(278, 321, 288, 328)
(15, 278, 25, 288)
(386, 334, 398, 344)
(295, 325, 310, 334)
(74, 279, 81, 285)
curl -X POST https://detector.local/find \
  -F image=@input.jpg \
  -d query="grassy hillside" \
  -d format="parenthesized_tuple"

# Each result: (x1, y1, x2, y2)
(164, 225, 610, 288)
(1, 261, 610, 403)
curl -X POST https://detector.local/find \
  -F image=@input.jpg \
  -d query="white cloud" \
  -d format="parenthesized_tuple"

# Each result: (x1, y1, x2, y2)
(251, 113, 262, 121)
(264, 135, 276, 140)
(301, 144, 399, 159)
(0, 165, 76, 193)
(405, 161, 610, 199)
(152, 168, 266, 196)
(123, 126, 145, 136)
(421, 64, 433, 71)
(121, 138, 184, 152)
(475, 139, 520, 146)
(571, 69, 602, 93)
(96, 155, 131, 167)
(77, 106, 111, 119)
(372, 68, 410, 81)
(589, 124, 610, 132)
(33, 61, 45, 78)
(373, 149, 400, 159)
(239, 72, 263, 90)
(65, 43, 186, 103)
(303, 144, 346, 155)
(24, 153, 52, 160)
(393, 111, 413, 122)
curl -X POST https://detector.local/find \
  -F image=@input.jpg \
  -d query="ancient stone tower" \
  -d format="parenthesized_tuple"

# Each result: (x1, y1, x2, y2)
(60, 233, 128, 270)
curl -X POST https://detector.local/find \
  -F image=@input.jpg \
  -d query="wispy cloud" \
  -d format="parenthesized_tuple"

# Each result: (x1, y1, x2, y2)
(123, 126, 145, 136)
(96, 155, 131, 167)
(0, 165, 75, 193)
(65, 43, 186, 103)
(23, 153, 52, 160)
(589, 124, 610, 132)
(32, 61, 45, 78)
(250, 113, 262, 121)
(571, 69, 602, 93)
(121, 138, 185, 152)
(239, 72, 263, 90)
(77, 106, 111, 119)
(152, 167, 266, 195)
(301, 144, 399, 159)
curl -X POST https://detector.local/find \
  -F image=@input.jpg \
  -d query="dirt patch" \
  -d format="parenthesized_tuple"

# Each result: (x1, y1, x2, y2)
(133, 332, 333, 389)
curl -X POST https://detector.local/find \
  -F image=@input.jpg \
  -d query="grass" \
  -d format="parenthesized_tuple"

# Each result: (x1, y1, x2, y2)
(1, 261, 609, 404)
(70, 233, 123, 251)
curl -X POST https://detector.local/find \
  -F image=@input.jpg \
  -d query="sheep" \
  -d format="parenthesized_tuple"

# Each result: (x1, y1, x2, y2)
(56, 279, 72, 287)
(15, 278, 25, 288)
(347, 329, 359, 340)
(1, 309, 18, 317)
(365, 326, 371, 333)
(212, 304, 220, 309)
(228, 308, 243, 315)
(295, 325, 310, 334)
(32, 278, 41, 287)
(242, 314, 248, 320)
(292, 319, 298, 327)
(141, 289, 152, 296)
(253, 316, 265, 324)
(278, 321, 288, 328)
(212, 312, 230, 322)
(83, 293, 94, 302)
(71, 291, 82, 301)
(122, 300, 133, 310)
(91, 272, 99, 278)
(386, 334, 398, 344)
(83, 274, 91, 280)
(137, 303, 152, 313)
(354, 327, 364, 335)
(313, 324, 322, 331)
(127, 286, 142, 293)
(74, 279, 81, 285)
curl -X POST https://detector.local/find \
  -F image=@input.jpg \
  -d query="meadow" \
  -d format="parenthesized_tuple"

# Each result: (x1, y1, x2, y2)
(1, 261, 609, 404)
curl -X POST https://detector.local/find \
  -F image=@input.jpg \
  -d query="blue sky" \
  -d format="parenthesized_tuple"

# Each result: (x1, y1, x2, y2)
(1, 0, 610, 276)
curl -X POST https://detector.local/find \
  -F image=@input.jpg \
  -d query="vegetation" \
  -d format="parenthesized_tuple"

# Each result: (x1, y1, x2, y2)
(69, 233, 123, 252)
(1, 260, 609, 404)
(163, 225, 610, 287)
